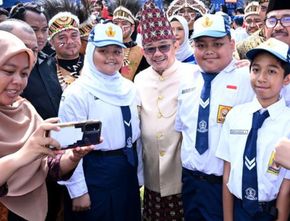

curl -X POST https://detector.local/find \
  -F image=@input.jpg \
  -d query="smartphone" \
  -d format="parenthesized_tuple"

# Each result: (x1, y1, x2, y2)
(48, 120, 102, 149)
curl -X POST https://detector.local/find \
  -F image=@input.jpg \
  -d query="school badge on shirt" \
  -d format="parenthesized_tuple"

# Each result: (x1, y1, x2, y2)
(217, 105, 232, 123)
(267, 151, 281, 175)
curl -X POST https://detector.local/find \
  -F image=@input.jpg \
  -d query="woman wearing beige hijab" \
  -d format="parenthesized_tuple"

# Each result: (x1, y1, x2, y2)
(0, 30, 93, 221)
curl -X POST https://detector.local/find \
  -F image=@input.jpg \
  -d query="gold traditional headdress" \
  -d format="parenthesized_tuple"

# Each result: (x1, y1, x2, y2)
(244, 1, 260, 18)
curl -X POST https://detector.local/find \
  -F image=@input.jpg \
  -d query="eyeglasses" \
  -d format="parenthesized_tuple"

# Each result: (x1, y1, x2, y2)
(265, 16, 290, 28)
(143, 44, 171, 55)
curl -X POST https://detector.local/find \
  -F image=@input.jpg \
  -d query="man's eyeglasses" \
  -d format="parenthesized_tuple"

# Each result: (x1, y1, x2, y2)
(143, 44, 171, 55)
(265, 16, 290, 28)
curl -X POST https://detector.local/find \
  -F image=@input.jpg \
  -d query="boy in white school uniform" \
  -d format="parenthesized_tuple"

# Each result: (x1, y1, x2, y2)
(175, 13, 255, 221)
(216, 38, 290, 221)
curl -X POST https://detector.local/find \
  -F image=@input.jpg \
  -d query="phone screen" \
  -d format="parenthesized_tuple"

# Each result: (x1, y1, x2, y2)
(49, 121, 102, 149)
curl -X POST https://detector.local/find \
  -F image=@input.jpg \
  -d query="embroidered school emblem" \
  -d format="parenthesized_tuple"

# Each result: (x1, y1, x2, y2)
(126, 137, 133, 148)
(202, 16, 213, 28)
(217, 105, 232, 123)
(105, 26, 116, 37)
(197, 120, 208, 133)
(245, 187, 257, 201)
(267, 151, 281, 175)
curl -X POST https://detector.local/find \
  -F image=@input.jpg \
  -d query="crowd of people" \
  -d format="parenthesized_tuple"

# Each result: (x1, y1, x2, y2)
(1, 0, 290, 221)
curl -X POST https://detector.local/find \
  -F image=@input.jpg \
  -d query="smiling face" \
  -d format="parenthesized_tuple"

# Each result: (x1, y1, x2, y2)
(50, 29, 81, 60)
(193, 36, 235, 73)
(0, 52, 30, 106)
(93, 45, 124, 75)
(143, 39, 178, 74)
(250, 52, 290, 107)
(244, 14, 263, 35)
(265, 9, 290, 46)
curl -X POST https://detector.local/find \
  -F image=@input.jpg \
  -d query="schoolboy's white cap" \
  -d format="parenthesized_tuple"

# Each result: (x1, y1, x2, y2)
(192, 14, 231, 39)
(88, 23, 126, 48)
(246, 38, 290, 63)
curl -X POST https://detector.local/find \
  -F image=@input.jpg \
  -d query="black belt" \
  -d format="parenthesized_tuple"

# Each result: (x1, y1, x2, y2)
(92, 148, 124, 157)
(234, 197, 278, 218)
(184, 168, 222, 184)
(91, 145, 137, 157)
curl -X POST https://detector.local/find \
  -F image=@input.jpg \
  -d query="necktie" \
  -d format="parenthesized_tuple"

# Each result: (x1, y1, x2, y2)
(120, 106, 136, 166)
(242, 110, 269, 215)
(195, 72, 217, 154)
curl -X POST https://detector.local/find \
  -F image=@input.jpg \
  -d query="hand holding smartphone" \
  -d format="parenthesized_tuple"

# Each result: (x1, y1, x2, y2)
(48, 120, 102, 149)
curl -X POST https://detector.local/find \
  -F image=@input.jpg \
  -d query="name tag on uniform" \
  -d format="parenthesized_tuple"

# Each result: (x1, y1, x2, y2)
(267, 151, 281, 175)
(217, 105, 232, 123)
(230, 129, 248, 135)
(181, 87, 196, 94)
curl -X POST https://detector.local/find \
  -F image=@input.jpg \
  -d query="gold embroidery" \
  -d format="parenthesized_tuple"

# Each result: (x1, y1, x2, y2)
(105, 26, 116, 37)
(202, 16, 213, 28)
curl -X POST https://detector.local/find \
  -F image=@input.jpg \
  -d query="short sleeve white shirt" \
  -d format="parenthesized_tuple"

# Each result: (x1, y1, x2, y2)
(216, 98, 290, 201)
(176, 60, 254, 176)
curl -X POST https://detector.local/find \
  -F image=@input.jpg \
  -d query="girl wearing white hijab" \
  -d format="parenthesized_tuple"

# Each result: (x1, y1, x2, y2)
(170, 15, 196, 64)
(58, 23, 142, 221)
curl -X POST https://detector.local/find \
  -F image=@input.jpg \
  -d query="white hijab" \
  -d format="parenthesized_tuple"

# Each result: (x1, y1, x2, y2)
(76, 41, 136, 106)
(170, 15, 194, 62)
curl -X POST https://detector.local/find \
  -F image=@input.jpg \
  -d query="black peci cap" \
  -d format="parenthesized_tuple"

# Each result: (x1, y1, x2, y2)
(267, 0, 290, 14)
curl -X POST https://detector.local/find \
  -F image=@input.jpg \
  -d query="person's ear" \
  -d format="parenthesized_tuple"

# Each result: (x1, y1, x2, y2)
(173, 40, 179, 50)
(283, 74, 290, 86)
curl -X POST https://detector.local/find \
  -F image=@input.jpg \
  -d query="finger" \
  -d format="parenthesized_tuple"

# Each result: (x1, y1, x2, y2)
(33, 123, 61, 137)
(73, 206, 90, 212)
(72, 205, 79, 212)
(52, 149, 65, 155)
(38, 136, 60, 149)
(35, 147, 55, 158)
(44, 117, 59, 123)
(72, 146, 94, 156)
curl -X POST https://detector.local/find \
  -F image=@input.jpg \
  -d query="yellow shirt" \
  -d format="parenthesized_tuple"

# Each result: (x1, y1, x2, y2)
(135, 60, 197, 196)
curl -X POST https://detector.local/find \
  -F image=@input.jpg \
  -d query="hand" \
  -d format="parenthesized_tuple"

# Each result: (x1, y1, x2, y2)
(72, 193, 91, 212)
(68, 145, 95, 163)
(235, 59, 250, 68)
(16, 118, 61, 163)
(59, 144, 95, 176)
(274, 138, 290, 169)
